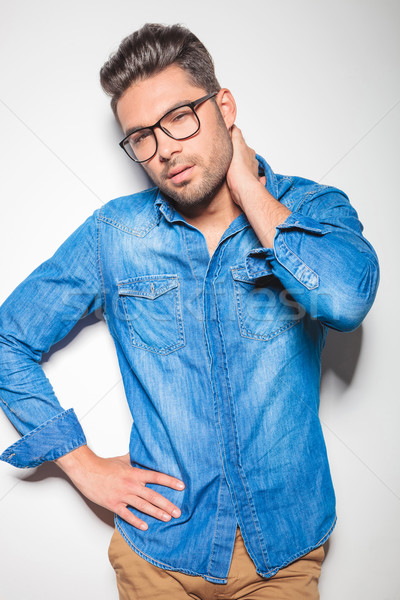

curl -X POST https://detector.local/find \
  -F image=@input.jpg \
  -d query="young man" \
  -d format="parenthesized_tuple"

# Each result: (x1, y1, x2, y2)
(0, 23, 379, 599)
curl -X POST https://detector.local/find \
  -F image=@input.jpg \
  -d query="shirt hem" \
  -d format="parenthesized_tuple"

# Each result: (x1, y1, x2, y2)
(115, 519, 229, 584)
(115, 512, 337, 583)
(255, 514, 337, 578)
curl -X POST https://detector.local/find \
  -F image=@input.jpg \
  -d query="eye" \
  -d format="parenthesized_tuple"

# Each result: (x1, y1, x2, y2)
(130, 130, 152, 146)
(163, 107, 192, 128)
(172, 111, 189, 123)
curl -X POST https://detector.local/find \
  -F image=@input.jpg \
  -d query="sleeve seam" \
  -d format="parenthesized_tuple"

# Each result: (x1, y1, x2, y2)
(0, 395, 19, 418)
(296, 187, 350, 213)
(95, 210, 107, 314)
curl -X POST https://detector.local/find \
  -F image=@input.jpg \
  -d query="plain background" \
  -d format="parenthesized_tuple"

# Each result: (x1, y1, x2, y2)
(0, 1, 399, 598)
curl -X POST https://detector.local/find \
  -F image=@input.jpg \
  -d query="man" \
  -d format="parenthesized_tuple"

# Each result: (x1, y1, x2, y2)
(0, 23, 379, 599)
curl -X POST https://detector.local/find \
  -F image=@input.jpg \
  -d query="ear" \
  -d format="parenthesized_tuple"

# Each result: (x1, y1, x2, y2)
(215, 88, 237, 129)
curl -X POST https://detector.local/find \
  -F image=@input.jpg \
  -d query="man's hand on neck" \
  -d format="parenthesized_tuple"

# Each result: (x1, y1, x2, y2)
(176, 125, 291, 250)
(226, 125, 291, 248)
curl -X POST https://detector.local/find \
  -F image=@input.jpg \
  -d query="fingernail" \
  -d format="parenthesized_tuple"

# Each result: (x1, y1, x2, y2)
(162, 513, 172, 521)
(172, 508, 181, 518)
(140, 522, 148, 531)
(176, 482, 185, 490)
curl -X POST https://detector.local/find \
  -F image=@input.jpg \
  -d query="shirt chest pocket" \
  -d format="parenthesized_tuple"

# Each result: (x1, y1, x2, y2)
(117, 274, 185, 355)
(230, 266, 302, 341)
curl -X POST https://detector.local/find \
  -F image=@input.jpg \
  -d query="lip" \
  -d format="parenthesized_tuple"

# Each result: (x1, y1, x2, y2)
(168, 165, 195, 184)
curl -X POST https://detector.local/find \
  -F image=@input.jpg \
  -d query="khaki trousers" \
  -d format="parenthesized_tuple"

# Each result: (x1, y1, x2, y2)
(108, 526, 325, 600)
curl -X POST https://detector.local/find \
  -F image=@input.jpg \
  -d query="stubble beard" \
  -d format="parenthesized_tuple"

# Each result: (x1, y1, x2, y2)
(147, 120, 233, 210)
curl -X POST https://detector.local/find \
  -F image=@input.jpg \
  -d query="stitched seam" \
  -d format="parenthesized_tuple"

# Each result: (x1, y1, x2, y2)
(279, 236, 319, 289)
(231, 266, 273, 284)
(118, 274, 178, 283)
(181, 227, 208, 335)
(0, 396, 19, 418)
(116, 523, 227, 582)
(206, 476, 223, 575)
(315, 515, 336, 546)
(181, 227, 202, 317)
(97, 215, 158, 237)
(120, 296, 136, 348)
(1, 409, 74, 450)
(277, 236, 319, 290)
(207, 246, 241, 524)
(175, 279, 185, 350)
(296, 184, 330, 212)
(182, 228, 232, 577)
(214, 254, 270, 568)
(95, 211, 107, 314)
(240, 319, 300, 340)
(120, 279, 185, 355)
(296, 185, 345, 212)
(231, 269, 301, 340)
(118, 282, 178, 298)
(271, 515, 337, 570)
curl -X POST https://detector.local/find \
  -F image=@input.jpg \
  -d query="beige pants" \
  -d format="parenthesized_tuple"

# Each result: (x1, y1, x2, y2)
(108, 526, 325, 600)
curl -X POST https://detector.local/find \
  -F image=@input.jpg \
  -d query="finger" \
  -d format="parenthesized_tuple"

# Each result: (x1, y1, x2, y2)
(137, 469, 185, 491)
(125, 494, 178, 522)
(232, 125, 244, 140)
(133, 485, 182, 518)
(118, 505, 149, 531)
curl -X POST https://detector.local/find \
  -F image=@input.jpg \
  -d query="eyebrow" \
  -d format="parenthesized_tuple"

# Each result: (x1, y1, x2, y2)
(123, 98, 194, 137)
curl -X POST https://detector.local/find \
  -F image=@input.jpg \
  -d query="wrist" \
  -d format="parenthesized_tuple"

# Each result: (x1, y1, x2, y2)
(232, 177, 266, 208)
(55, 444, 97, 475)
(229, 174, 262, 206)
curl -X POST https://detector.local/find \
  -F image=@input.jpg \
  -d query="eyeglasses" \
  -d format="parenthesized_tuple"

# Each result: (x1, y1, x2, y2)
(119, 92, 218, 163)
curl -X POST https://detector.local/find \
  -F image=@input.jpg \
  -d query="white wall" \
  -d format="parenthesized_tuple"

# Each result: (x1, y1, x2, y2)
(0, 1, 399, 598)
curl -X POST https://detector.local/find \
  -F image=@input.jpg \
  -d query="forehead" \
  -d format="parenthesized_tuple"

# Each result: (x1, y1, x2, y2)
(116, 65, 207, 132)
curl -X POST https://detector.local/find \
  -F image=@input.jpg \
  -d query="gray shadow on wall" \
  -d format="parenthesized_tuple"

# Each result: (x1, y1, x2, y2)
(321, 325, 363, 386)
(319, 324, 363, 562)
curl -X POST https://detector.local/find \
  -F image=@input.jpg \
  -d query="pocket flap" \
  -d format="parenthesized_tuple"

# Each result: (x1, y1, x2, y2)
(231, 266, 272, 285)
(231, 267, 255, 284)
(118, 277, 178, 300)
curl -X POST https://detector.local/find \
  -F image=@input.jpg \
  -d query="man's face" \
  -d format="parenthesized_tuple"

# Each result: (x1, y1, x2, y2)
(116, 65, 233, 210)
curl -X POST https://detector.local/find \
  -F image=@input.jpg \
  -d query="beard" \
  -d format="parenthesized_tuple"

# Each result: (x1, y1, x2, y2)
(144, 115, 233, 210)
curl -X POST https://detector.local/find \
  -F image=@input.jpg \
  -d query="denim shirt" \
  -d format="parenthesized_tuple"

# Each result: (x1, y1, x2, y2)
(0, 155, 379, 582)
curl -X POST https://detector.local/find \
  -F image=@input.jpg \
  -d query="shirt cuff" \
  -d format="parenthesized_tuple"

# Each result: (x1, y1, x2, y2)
(0, 408, 87, 468)
(276, 211, 330, 235)
(244, 212, 331, 288)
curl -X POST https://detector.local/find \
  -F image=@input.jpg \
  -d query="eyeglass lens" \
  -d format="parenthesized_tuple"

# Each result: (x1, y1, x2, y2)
(124, 105, 199, 162)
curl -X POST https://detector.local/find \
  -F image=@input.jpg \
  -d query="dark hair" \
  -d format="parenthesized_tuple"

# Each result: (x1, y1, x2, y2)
(99, 23, 221, 118)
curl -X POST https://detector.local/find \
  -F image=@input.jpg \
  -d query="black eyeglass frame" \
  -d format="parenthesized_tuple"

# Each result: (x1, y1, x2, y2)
(119, 91, 219, 163)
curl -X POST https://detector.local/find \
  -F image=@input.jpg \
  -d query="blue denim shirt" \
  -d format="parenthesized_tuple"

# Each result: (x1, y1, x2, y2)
(0, 155, 379, 581)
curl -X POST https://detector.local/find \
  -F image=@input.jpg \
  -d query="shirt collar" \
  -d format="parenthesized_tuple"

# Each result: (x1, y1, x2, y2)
(256, 153, 279, 199)
(154, 189, 182, 223)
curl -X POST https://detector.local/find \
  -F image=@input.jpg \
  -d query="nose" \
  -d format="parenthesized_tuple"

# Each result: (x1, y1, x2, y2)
(155, 128, 183, 162)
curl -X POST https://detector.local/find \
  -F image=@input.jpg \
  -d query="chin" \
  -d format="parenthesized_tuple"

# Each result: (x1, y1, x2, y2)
(159, 169, 227, 208)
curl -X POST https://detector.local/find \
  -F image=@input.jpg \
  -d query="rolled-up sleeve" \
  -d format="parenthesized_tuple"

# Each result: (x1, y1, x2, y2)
(0, 409, 87, 468)
(0, 210, 103, 468)
(244, 190, 379, 331)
